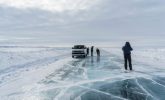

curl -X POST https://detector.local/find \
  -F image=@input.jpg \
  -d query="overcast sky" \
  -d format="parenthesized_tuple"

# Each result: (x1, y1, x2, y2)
(0, 0, 165, 45)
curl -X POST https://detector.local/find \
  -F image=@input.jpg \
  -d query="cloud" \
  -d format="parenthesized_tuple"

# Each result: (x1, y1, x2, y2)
(0, 0, 165, 42)
(0, 0, 100, 12)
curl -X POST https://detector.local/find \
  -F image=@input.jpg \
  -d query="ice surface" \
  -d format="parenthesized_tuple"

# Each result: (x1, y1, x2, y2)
(0, 46, 165, 100)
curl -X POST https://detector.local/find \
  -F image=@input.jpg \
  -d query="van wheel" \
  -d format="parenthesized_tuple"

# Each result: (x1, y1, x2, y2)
(72, 56, 74, 58)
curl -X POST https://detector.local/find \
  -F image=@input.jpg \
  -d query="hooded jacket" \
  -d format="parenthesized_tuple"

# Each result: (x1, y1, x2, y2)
(122, 45, 133, 54)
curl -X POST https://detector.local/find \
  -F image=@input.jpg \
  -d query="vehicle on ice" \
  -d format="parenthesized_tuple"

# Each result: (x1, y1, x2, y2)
(72, 45, 87, 58)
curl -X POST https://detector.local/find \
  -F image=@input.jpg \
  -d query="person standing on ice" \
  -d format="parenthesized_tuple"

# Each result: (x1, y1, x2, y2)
(86, 47, 89, 56)
(91, 46, 94, 56)
(96, 48, 100, 56)
(122, 42, 133, 71)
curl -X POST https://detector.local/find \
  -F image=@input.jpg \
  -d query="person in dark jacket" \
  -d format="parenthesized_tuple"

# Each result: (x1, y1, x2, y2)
(91, 46, 94, 56)
(122, 42, 133, 71)
(96, 48, 100, 56)
(86, 47, 89, 56)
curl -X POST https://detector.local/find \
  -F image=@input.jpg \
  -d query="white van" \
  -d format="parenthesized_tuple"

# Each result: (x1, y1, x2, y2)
(72, 45, 87, 58)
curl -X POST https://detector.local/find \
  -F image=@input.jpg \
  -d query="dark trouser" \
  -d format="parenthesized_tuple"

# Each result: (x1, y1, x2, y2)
(87, 52, 89, 56)
(124, 54, 132, 70)
(97, 52, 100, 56)
(91, 51, 93, 56)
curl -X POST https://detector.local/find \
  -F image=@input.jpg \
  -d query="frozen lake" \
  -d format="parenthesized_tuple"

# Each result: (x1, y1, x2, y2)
(0, 46, 165, 100)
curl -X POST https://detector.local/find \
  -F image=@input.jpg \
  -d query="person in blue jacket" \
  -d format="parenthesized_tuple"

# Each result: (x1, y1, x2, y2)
(122, 42, 133, 71)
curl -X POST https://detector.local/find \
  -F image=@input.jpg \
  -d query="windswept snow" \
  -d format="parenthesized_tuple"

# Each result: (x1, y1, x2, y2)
(0, 46, 165, 100)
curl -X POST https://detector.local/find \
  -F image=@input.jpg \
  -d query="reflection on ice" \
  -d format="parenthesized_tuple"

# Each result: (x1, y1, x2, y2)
(67, 77, 165, 100)
(81, 78, 149, 100)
